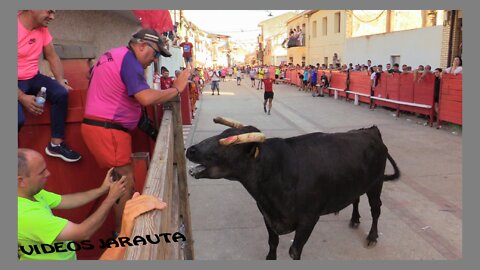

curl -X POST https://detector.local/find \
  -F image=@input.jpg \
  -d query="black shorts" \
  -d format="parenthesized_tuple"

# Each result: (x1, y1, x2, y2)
(264, 91, 274, 100)
(251, 77, 255, 81)
(275, 74, 279, 79)
(303, 80, 308, 86)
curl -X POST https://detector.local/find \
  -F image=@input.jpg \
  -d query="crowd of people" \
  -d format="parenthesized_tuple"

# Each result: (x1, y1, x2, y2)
(17, 10, 462, 261)
(17, 10, 191, 260)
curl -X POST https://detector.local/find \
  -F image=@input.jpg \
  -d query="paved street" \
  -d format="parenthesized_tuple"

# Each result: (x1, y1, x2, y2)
(184, 78, 462, 260)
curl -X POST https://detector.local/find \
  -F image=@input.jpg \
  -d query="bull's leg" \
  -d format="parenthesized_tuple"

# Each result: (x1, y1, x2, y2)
(365, 182, 383, 246)
(349, 197, 361, 228)
(289, 217, 319, 260)
(264, 218, 279, 260)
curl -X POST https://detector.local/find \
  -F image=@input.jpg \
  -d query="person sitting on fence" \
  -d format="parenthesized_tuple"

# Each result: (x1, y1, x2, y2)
(18, 148, 127, 260)
(18, 10, 82, 163)
(444, 56, 462, 75)
(81, 28, 190, 235)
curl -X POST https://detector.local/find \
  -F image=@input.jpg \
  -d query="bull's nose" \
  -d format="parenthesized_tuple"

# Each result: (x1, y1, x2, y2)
(186, 146, 196, 159)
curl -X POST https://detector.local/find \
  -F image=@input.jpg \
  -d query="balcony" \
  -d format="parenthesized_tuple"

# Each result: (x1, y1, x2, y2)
(284, 36, 306, 48)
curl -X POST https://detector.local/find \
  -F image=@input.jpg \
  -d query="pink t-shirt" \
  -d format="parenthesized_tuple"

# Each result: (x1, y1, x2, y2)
(85, 47, 150, 130)
(18, 16, 53, 80)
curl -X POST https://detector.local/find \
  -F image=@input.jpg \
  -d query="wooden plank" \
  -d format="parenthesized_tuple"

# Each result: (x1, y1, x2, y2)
(125, 110, 174, 260)
(171, 97, 195, 260)
(168, 167, 181, 259)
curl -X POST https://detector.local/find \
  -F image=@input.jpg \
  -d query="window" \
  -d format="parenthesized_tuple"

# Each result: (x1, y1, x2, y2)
(390, 55, 400, 65)
(312, 21, 317, 38)
(324, 57, 328, 66)
(323, 17, 328, 35)
(334, 12, 341, 33)
(289, 57, 294, 63)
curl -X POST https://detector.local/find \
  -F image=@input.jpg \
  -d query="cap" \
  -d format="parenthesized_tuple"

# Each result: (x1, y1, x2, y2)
(132, 28, 172, 57)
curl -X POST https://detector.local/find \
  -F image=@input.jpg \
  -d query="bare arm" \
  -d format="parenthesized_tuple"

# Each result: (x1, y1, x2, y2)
(134, 68, 190, 106)
(55, 168, 115, 210)
(99, 192, 167, 260)
(55, 177, 127, 241)
(43, 42, 72, 90)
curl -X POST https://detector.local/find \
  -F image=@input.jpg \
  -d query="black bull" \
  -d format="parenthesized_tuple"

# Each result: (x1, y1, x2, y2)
(186, 124, 400, 260)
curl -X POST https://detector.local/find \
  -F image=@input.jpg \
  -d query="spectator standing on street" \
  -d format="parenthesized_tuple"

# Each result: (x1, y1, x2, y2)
(209, 68, 221, 95)
(236, 69, 242, 86)
(17, 10, 82, 162)
(257, 66, 265, 90)
(81, 28, 190, 234)
(249, 68, 256, 87)
(179, 36, 194, 69)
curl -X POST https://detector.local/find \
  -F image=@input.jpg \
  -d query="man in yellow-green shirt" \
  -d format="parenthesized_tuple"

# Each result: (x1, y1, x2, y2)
(17, 148, 126, 260)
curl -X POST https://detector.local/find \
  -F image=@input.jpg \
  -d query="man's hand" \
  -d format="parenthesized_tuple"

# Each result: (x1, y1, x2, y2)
(99, 168, 116, 192)
(19, 94, 44, 115)
(172, 68, 191, 93)
(105, 177, 127, 203)
(119, 192, 167, 238)
(59, 81, 73, 91)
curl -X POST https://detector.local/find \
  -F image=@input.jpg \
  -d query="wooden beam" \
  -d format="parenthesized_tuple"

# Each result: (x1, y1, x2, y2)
(125, 110, 174, 260)
(171, 97, 195, 260)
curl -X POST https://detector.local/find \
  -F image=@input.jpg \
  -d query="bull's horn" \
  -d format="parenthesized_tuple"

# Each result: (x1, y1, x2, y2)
(213, 117, 244, 128)
(219, 132, 266, 146)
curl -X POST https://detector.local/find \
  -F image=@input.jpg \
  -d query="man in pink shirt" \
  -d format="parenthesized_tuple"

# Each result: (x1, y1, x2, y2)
(18, 10, 81, 162)
(81, 28, 190, 233)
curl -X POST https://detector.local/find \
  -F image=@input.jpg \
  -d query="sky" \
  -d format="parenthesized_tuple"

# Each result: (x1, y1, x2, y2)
(183, 10, 301, 51)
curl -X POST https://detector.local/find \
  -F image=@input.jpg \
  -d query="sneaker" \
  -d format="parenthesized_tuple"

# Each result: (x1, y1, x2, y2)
(267, 111, 271, 115)
(45, 142, 82, 162)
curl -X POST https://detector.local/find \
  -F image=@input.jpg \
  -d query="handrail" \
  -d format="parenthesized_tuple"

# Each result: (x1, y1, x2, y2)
(125, 97, 194, 260)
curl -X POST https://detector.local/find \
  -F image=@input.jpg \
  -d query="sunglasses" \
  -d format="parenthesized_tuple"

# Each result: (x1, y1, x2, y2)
(145, 42, 161, 58)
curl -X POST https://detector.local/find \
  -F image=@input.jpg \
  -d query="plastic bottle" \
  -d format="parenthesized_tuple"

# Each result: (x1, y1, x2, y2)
(35, 87, 47, 107)
(153, 72, 161, 90)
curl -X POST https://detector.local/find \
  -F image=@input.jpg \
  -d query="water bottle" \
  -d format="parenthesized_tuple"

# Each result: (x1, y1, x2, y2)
(35, 87, 47, 107)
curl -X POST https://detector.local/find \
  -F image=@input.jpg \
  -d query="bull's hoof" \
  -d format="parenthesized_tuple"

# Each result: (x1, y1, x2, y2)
(289, 246, 301, 260)
(366, 236, 378, 247)
(266, 253, 276, 260)
(349, 220, 360, 228)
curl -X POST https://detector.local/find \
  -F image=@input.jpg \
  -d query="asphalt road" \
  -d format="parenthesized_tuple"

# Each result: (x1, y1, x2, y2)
(184, 77, 462, 260)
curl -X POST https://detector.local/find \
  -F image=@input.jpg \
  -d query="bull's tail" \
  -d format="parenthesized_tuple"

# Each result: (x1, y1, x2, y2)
(384, 152, 400, 181)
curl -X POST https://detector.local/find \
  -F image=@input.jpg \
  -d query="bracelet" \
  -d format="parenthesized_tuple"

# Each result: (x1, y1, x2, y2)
(173, 87, 180, 96)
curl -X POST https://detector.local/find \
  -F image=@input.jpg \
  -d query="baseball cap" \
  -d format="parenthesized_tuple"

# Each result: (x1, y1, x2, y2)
(132, 28, 172, 57)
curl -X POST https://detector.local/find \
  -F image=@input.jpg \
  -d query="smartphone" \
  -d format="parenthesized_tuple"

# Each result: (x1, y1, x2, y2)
(111, 168, 122, 181)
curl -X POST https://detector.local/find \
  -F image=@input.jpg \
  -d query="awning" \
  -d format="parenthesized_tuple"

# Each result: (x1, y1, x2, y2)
(132, 10, 174, 33)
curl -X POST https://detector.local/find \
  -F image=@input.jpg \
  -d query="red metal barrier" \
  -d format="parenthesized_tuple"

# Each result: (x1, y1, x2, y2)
(348, 71, 371, 104)
(329, 71, 347, 98)
(438, 74, 462, 125)
(399, 73, 415, 103)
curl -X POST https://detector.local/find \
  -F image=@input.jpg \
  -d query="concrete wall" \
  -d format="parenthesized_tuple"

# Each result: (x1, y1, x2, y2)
(345, 25, 443, 68)
(307, 10, 347, 66)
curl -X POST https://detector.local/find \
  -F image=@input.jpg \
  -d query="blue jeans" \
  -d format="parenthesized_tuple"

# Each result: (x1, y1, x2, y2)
(18, 73, 68, 139)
